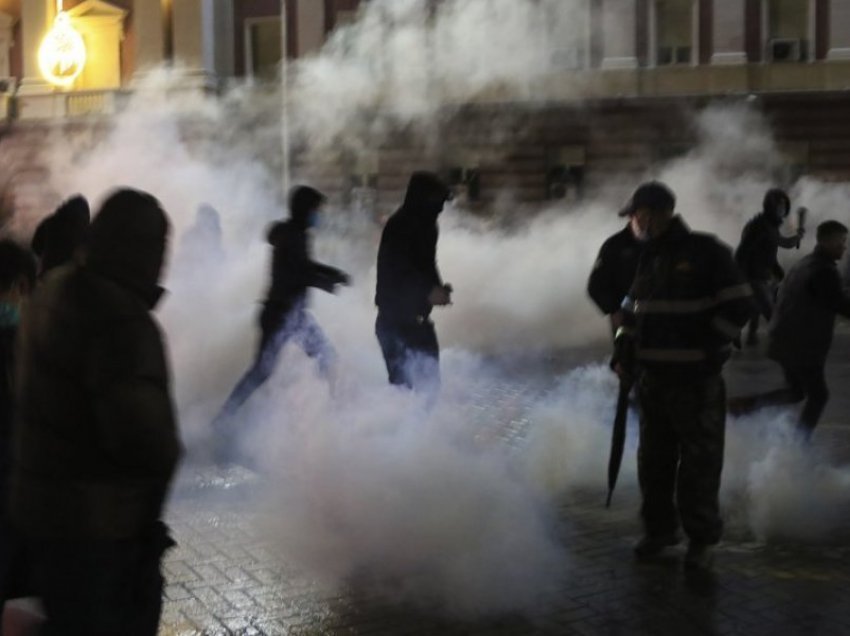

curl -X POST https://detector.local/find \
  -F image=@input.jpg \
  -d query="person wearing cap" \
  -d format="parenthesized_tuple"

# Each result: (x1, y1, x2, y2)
(212, 186, 349, 460)
(587, 192, 649, 335)
(375, 171, 453, 394)
(613, 181, 752, 571)
(734, 188, 805, 346)
(10, 188, 181, 634)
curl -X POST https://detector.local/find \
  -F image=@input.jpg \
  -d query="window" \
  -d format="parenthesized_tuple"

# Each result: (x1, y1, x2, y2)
(767, 0, 810, 62)
(245, 18, 282, 81)
(547, 0, 591, 70)
(654, 0, 694, 66)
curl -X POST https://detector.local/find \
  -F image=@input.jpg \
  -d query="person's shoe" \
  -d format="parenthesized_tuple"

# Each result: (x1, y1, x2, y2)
(684, 543, 715, 571)
(634, 534, 680, 559)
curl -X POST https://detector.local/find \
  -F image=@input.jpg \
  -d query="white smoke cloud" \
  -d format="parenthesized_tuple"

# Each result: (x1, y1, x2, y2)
(7, 0, 849, 621)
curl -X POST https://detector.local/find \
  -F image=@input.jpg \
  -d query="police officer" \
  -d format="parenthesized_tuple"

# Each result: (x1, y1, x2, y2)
(735, 188, 805, 345)
(614, 182, 752, 570)
(588, 197, 646, 334)
(767, 220, 850, 439)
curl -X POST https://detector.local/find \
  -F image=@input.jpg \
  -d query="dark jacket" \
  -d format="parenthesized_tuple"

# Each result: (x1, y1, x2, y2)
(0, 318, 15, 522)
(10, 190, 181, 539)
(768, 247, 850, 366)
(265, 220, 345, 310)
(735, 212, 799, 282)
(588, 224, 644, 315)
(375, 172, 449, 322)
(621, 216, 752, 377)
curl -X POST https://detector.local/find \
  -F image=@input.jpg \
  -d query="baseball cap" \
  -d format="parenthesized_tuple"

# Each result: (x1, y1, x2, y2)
(618, 181, 676, 217)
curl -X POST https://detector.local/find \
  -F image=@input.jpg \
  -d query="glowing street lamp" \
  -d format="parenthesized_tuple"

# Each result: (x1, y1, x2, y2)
(38, 1, 87, 88)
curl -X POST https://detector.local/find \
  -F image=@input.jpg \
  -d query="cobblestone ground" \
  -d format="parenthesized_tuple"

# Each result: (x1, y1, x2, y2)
(160, 332, 850, 636)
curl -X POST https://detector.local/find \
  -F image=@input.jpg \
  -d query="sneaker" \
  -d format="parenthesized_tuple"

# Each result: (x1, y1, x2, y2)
(634, 534, 680, 559)
(684, 543, 715, 571)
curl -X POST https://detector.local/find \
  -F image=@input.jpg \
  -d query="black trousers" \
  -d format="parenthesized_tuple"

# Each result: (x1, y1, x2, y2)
(637, 373, 726, 546)
(26, 523, 173, 636)
(742, 362, 829, 437)
(375, 314, 440, 392)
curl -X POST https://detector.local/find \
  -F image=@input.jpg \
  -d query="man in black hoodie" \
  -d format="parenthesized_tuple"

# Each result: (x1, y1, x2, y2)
(11, 188, 181, 635)
(735, 188, 805, 345)
(30, 194, 90, 278)
(375, 172, 453, 392)
(214, 187, 349, 438)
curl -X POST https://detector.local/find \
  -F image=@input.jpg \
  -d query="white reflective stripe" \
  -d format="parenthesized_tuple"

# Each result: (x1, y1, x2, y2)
(712, 315, 742, 338)
(637, 348, 707, 362)
(633, 297, 715, 314)
(615, 326, 635, 339)
(716, 283, 752, 303)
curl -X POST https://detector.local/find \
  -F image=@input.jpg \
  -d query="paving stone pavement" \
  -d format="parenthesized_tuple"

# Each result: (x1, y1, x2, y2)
(160, 333, 850, 636)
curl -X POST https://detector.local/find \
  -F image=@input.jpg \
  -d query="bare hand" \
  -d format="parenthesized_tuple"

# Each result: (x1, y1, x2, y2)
(428, 285, 452, 307)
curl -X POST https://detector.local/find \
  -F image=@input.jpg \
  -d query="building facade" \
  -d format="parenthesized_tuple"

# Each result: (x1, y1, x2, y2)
(2, 1, 850, 219)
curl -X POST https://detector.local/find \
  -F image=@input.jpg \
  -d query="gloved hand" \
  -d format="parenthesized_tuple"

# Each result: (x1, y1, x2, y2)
(610, 328, 636, 385)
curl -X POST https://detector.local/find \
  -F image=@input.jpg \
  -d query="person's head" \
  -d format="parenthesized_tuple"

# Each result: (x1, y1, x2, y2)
(815, 220, 848, 261)
(87, 188, 170, 307)
(621, 181, 676, 240)
(763, 188, 790, 222)
(0, 240, 37, 307)
(403, 171, 452, 219)
(31, 194, 90, 274)
(289, 186, 326, 230)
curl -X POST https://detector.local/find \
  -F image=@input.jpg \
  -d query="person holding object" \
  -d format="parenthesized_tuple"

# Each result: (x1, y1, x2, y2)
(613, 181, 751, 571)
(375, 171, 453, 395)
(734, 189, 805, 346)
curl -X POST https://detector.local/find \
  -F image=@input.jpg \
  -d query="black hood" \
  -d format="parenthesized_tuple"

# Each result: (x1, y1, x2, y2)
(400, 171, 451, 221)
(288, 186, 325, 230)
(762, 188, 790, 225)
(86, 189, 169, 308)
(32, 195, 90, 274)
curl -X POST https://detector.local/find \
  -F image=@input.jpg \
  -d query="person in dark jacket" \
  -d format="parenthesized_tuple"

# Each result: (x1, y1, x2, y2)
(213, 187, 349, 446)
(375, 171, 453, 393)
(588, 197, 647, 334)
(735, 188, 805, 345)
(30, 194, 90, 277)
(0, 241, 36, 604)
(10, 188, 182, 636)
(614, 182, 752, 571)
(763, 220, 850, 438)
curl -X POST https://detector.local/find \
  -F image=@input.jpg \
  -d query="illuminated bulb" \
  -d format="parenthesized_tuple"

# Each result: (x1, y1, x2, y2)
(38, 12, 87, 88)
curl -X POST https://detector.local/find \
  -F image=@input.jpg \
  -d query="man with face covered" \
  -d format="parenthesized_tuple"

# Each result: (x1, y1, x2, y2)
(735, 188, 805, 345)
(375, 171, 453, 393)
(10, 189, 181, 635)
(212, 186, 349, 461)
(613, 181, 752, 571)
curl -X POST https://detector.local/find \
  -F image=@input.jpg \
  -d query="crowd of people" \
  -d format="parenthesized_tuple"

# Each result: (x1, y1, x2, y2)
(0, 170, 846, 632)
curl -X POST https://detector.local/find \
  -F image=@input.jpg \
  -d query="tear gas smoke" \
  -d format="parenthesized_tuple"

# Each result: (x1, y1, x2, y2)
(6, 1, 849, 619)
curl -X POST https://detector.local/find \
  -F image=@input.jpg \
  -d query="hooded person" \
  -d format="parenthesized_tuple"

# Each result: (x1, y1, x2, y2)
(212, 186, 349, 462)
(734, 188, 805, 345)
(375, 171, 453, 394)
(30, 195, 90, 277)
(10, 188, 181, 636)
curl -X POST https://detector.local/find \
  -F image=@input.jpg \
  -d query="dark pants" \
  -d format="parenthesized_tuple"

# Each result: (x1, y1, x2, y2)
(746, 279, 775, 341)
(26, 524, 172, 636)
(637, 373, 726, 546)
(219, 301, 335, 418)
(375, 314, 440, 393)
(739, 362, 828, 438)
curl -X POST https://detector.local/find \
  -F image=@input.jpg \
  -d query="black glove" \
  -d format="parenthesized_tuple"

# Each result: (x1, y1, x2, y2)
(610, 329, 636, 384)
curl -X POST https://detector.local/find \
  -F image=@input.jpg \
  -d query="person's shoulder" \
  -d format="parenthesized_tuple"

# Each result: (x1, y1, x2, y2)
(688, 231, 734, 258)
(599, 225, 634, 252)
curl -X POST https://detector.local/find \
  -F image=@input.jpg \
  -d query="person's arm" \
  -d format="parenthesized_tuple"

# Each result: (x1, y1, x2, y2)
(588, 240, 624, 315)
(808, 267, 850, 319)
(710, 244, 754, 346)
(88, 319, 181, 480)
